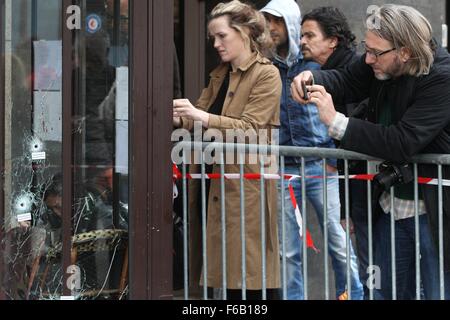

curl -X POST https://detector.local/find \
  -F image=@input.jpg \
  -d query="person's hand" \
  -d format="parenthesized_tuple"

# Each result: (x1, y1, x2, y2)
(18, 221, 31, 230)
(307, 85, 337, 126)
(326, 164, 338, 173)
(291, 71, 314, 104)
(173, 99, 210, 127)
(173, 116, 181, 128)
(340, 218, 355, 234)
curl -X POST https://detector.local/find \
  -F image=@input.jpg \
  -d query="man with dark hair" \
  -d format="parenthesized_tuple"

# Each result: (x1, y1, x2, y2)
(261, 0, 363, 300)
(302, 7, 357, 66)
(301, 6, 371, 298)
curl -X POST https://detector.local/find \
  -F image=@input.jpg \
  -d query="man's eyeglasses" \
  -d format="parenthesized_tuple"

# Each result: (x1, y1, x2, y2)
(360, 41, 396, 59)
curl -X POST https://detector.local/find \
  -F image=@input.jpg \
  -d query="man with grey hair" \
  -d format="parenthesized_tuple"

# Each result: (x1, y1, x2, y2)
(292, 4, 450, 299)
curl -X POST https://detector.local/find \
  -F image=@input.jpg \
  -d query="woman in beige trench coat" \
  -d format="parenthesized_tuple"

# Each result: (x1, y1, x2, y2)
(173, 0, 281, 299)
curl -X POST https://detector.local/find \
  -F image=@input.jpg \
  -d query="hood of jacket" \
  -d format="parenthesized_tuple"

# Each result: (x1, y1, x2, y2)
(261, 0, 302, 67)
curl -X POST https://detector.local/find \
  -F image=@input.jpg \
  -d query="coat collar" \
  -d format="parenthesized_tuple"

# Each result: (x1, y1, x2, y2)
(210, 52, 270, 78)
(322, 46, 357, 70)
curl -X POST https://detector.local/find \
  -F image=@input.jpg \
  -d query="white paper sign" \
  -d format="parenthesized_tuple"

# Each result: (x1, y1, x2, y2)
(34, 40, 62, 91)
(33, 91, 62, 142)
(115, 67, 129, 175)
(17, 213, 32, 222)
(116, 67, 129, 121)
(115, 120, 128, 174)
(32, 152, 46, 161)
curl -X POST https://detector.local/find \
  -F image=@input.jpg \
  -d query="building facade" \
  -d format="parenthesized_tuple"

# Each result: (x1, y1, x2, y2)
(0, 0, 173, 300)
(0, 0, 448, 300)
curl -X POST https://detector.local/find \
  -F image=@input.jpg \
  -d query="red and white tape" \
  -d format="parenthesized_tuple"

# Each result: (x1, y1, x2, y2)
(172, 164, 450, 187)
(288, 183, 319, 252)
(172, 164, 449, 253)
(172, 165, 322, 251)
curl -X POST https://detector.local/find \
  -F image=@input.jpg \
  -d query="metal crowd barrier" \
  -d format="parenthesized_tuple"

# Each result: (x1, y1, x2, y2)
(172, 141, 450, 300)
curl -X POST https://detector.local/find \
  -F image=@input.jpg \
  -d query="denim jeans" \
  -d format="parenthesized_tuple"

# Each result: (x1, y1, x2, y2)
(278, 161, 364, 299)
(374, 213, 450, 300)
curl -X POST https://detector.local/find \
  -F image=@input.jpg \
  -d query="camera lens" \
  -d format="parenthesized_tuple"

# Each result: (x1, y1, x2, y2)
(375, 166, 399, 191)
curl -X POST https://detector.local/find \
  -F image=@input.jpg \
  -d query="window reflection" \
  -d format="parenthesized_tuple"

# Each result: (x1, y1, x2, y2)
(72, 0, 130, 299)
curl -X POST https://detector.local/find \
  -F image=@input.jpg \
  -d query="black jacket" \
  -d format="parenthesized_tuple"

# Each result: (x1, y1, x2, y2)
(321, 46, 368, 220)
(313, 47, 450, 271)
(321, 46, 362, 115)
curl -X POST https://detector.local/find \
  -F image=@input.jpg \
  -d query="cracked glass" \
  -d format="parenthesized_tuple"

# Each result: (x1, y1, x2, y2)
(2, 0, 129, 300)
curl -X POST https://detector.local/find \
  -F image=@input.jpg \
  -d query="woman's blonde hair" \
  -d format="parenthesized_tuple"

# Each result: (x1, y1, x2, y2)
(209, 0, 273, 57)
(366, 4, 434, 76)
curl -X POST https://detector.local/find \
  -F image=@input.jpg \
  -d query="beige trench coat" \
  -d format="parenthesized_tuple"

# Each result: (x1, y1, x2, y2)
(181, 52, 281, 290)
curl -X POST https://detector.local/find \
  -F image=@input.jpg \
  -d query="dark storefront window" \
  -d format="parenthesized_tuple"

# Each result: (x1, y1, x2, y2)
(71, 0, 129, 300)
(1, 0, 129, 300)
(1, 0, 64, 300)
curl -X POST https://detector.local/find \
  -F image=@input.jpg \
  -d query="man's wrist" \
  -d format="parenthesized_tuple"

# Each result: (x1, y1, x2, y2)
(328, 112, 349, 140)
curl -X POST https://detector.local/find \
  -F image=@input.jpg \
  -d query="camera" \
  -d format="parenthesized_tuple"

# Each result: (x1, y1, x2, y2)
(373, 161, 413, 191)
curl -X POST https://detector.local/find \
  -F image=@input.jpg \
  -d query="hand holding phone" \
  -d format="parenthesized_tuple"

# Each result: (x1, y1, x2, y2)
(291, 71, 313, 104)
(301, 81, 308, 100)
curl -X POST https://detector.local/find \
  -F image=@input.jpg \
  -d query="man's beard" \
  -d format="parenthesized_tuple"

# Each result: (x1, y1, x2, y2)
(374, 56, 403, 80)
(277, 42, 288, 51)
(374, 72, 392, 81)
(301, 48, 314, 60)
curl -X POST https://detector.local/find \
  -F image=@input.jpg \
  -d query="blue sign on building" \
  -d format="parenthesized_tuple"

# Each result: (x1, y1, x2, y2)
(86, 14, 102, 34)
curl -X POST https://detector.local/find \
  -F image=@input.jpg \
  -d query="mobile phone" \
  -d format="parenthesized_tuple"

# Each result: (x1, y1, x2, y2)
(301, 81, 308, 100)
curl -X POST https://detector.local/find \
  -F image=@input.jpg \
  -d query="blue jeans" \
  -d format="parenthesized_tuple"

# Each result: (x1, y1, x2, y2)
(374, 213, 450, 300)
(278, 161, 363, 299)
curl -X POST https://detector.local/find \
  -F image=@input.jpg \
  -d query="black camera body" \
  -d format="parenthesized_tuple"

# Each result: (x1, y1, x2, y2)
(373, 161, 413, 191)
